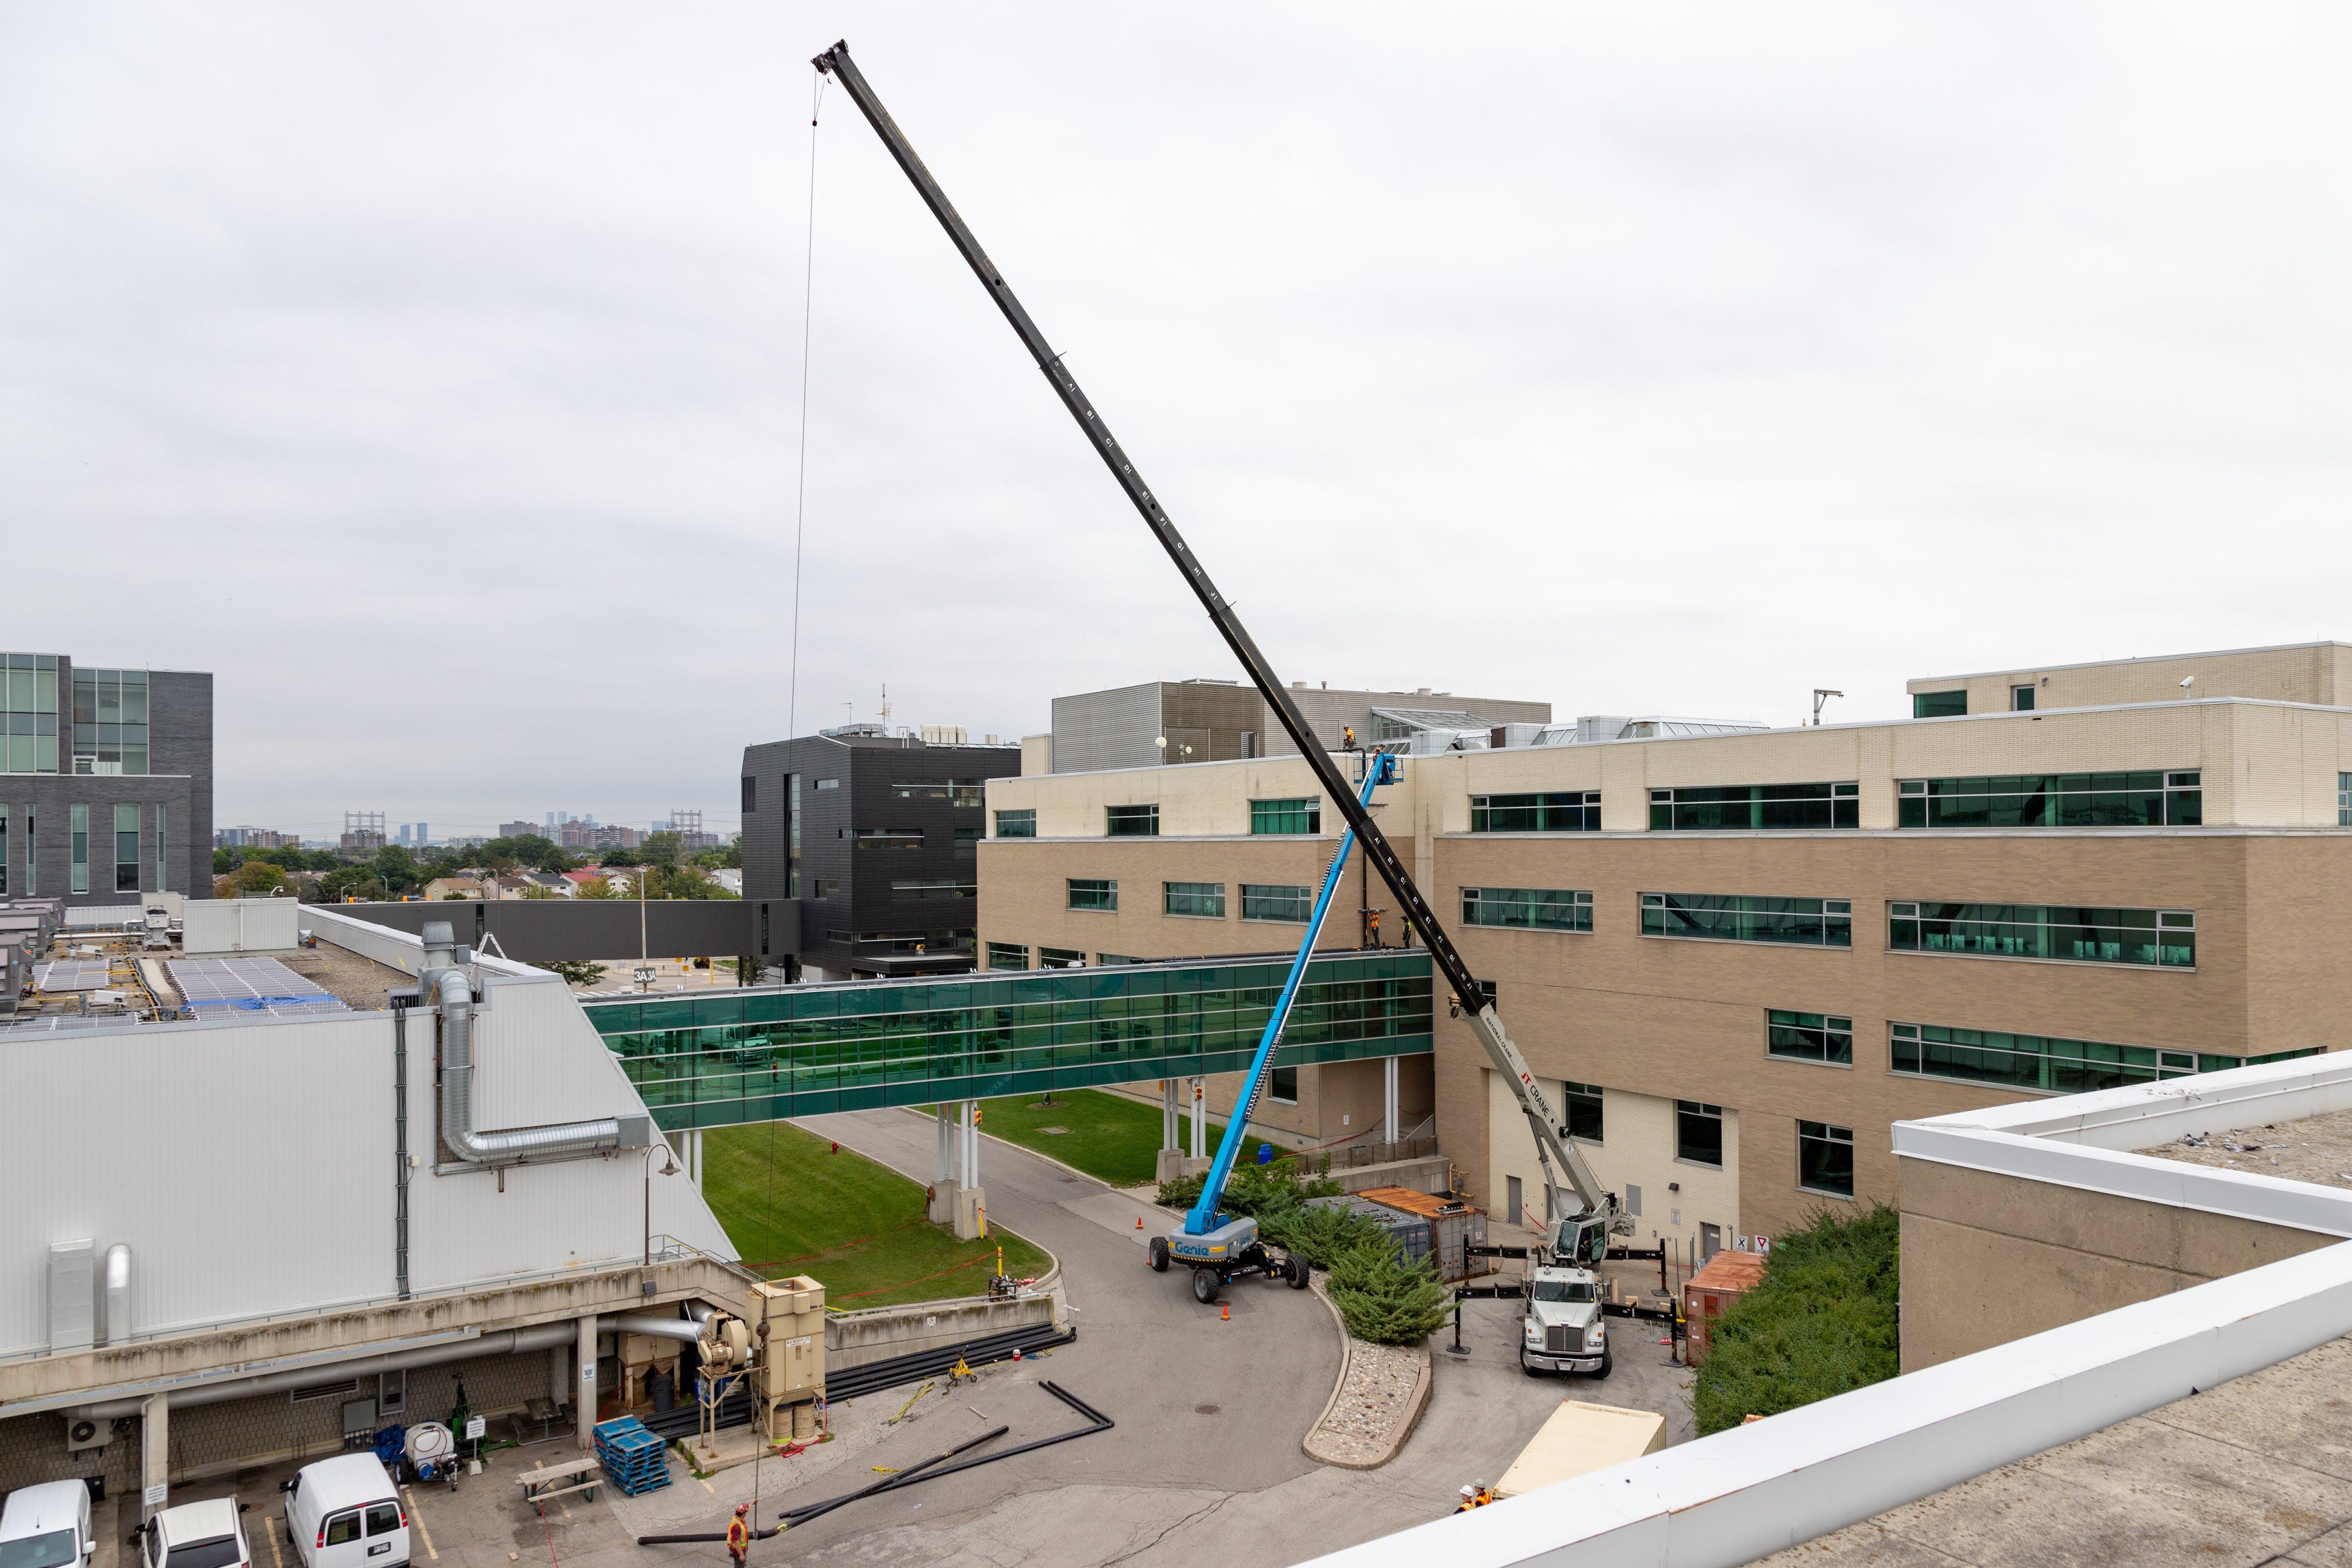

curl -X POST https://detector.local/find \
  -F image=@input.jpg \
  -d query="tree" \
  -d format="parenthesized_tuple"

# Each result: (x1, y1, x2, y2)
(225, 861, 288, 897)
(599, 847, 645, 868)
(575, 875, 618, 900)
(212, 848, 234, 875)
(642, 831, 682, 869)
(365, 845, 425, 897)
(531, 959, 608, 988)
(1326, 1238, 1451, 1346)
(693, 843, 742, 870)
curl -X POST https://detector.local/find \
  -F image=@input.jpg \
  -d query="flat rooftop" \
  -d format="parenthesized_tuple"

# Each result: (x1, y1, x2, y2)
(1760, 1335, 2352, 1567)
(2144, 1106, 2352, 1192)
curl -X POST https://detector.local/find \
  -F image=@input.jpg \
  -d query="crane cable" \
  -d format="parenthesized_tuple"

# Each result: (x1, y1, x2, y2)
(756, 65, 827, 1538)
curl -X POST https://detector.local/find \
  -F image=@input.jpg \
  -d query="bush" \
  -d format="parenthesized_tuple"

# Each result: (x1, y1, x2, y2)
(1327, 1237, 1451, 1345)
(1692, 1204, 1899, 1435)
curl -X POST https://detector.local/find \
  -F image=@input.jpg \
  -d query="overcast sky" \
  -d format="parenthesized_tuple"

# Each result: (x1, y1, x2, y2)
(5, 5, 2349, 839)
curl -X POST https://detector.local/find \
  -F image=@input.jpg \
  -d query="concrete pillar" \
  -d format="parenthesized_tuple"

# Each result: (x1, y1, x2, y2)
(1190, 1079, 1206, 1160)
(140, 1394, 167, 1522)
(936, 1104, 951, 1184)
(549, 1343, 570, 1410)
(1162, 1079, 1178, 1151)
(687, 1128, 703, 1188)
(1384, 1056, 1400, 1149)
(930, 1104, 955, 1223)
(575, 1314, 600, 1452)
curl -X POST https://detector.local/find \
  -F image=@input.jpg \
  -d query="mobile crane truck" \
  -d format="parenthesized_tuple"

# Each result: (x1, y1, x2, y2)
(812, 40, 1633, 1353)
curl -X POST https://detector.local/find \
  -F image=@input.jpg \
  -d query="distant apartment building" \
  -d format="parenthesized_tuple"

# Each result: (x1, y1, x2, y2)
(558, 821, 643, 851)
(0, 652, 213, 907)
(215, 826, 299, 850)
(1045, 679, 1551, 774)
(741, 725, 1023, 981)
(979, 640, 2352, 1261)
(498, 819, 540, 839)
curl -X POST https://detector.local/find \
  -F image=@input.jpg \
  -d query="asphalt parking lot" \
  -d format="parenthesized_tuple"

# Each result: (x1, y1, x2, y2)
(139, 1114, 1693, 1568)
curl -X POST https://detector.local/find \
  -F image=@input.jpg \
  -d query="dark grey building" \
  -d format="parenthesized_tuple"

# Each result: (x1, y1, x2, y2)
(741, 726, 1021, 980)
(0, 652, 213, 908)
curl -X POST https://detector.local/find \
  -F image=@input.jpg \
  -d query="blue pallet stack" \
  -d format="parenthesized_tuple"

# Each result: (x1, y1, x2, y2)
(593, 1416, 672, 1495)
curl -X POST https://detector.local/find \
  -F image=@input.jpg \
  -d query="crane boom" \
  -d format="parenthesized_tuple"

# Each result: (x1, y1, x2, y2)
(811, 40, 1615, 1238)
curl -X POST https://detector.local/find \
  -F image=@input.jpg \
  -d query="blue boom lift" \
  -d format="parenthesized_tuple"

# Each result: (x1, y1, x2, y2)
(1142, 752, 1399, 1303)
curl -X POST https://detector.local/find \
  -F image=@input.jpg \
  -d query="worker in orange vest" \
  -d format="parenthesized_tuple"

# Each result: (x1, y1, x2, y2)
(726, 1502, 751, 1565)
(1453, 1481, 1495, 1512)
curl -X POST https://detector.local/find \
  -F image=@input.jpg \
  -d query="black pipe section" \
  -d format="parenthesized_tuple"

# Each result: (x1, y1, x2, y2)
(824, 1323, 1075, 1402)
(634, 1426, 1007, 1545)
(772, 1381, 1111, 1527)
(774, 1423, 1007, 1529)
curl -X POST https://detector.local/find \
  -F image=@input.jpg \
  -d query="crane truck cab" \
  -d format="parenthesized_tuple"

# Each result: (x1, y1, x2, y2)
(1520, 1209, 1616, 1377)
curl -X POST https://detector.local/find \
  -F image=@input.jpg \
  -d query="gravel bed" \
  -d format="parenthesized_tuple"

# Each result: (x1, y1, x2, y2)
(1302, 1276, 1428, 1467)
(2143, 1107, 2352, 1190)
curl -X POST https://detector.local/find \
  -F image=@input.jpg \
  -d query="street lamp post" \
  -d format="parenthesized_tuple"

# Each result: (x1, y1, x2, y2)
(643, 1142, 682, 1267)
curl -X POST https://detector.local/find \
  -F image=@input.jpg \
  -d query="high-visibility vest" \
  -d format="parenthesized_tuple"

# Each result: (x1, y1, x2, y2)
(727, 1519, 749, 1552)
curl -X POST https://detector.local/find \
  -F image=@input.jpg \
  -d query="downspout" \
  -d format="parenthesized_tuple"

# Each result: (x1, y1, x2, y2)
(423, 921, 625, 1164)
(392, 1001, 410, 1299)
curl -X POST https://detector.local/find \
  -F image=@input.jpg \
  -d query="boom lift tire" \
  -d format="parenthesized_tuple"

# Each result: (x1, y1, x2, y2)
(1191, 1268, 1222, 1305)
(1285, 1255, 1309, 1288)
(1148, 1237, 1170, 1272)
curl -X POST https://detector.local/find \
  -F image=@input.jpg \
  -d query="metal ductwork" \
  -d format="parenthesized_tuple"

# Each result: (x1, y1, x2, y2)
(101, 1245, 131, 1346)
(606, 1313, 705, 1345)
(422, 921, 629, 1164)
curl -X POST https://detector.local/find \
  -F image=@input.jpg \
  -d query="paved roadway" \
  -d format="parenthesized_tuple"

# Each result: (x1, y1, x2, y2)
(704, 1108, 1695, 1567)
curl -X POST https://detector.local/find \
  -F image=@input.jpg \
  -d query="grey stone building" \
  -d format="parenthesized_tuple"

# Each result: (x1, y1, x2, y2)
(1047, 678, 1552, 773)
(0, 652, 212, 907)
(740, 726, 1022, 981)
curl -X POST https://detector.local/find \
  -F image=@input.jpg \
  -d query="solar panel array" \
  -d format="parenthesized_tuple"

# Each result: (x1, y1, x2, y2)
(166, 957, 351, 1018)
(1, 1014, 121, 1033)
(35, 960, 111, 993)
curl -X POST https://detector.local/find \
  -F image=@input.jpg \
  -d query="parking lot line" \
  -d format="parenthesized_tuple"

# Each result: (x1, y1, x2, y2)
(399, 1488, 439, 1562)
(264, 1517, 284, 1568)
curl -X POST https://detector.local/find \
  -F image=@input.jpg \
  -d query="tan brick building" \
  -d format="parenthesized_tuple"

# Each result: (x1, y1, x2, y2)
(979, 642, 2352, 1262)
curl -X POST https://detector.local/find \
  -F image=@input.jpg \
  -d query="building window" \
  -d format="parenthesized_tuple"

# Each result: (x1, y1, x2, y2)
(1563, 1081, 1603, 1144)
(71, 668, 148, 776)
(1888, 1021, 2313, 1094)
(1241, 884, 1312, 923)
(1067, 878, 1118, 912)
(155, 806, 166, 892)
(1037, 946, 1085, 968)
(1897, 771, 2201, 829)
(2011, 685, 2036, 712)
(1250, 798, 1321, 835)
(0, 805, 8, 895)
(741, 776, 756, 814)
(985, 941, 1028, 971)
(812, 879, 838, 899)
(1106, 804, 1160, 837)
(891, 780, 987, 808)
(1675, 1101, 1723, 1167)
(995, 809, 1036, 839)
(1269, 1065, 1299, 1103)
(1913, 690, 1966, 718)
(1641, 892, 1851, 948)
(954, 826, 982, 846)
(892, 879, 975, 900)
(853, 828, 926, 850)
(1461, 887, 1592, 932)
(70, 803, 88, 894)
(814, 777, 840, 791)
(1096, 952, 1144, 965)
(1649, 783, 1858, 832)
(1798, 1121, 1855, 1196)
(2339, 773, 2350, 827)
(1469, 791, 1600, 832)
(1164, 881, 1226, 918)
(787, 774, 801, 897)
(2, 654, 61, 775)
(1768, 1009, 1853, 1065)
(1889, 901, 2194, 969)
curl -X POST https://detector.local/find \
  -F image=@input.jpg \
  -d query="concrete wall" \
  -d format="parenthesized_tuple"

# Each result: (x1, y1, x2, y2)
(825, 1292, 1060, 1373)
(1907, 641, 2352, 716)
(330, 898, 756, 961)
(1897, 1159, 2334, 1369)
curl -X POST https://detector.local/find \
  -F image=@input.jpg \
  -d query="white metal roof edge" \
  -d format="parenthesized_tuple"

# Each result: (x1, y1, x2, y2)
(1300, 1240, 2352, 1568)
(300, 904, 548, 981)
(1907, 638, 2352, 688)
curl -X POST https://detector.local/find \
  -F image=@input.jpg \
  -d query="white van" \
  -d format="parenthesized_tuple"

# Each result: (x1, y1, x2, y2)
(0, 1485, 92, 1568)
(142, 1499, 251, 1568)
(0, 1482, 94, 1568)
(279, 1458, 406, 1568)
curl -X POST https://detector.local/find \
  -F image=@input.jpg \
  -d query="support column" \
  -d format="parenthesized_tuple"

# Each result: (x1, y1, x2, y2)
(1190, 1079, 1206, 1160)
(1156, 1078, 1186, 1184)
(549, 1343, 570, 1411)
(951, 1100, 986, 1240)
(140, 1394, 167, 1522)
(1384, 1056, 1400, 1150)
(575, 1314, 600, 1452)
(930, 1104, 954, 1223)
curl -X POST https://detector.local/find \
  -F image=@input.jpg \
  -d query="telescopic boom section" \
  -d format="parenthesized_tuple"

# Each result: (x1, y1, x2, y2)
(811, 40, 1613, 1230)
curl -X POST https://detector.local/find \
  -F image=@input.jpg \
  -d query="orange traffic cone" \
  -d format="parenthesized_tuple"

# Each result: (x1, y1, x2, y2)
(1135, 1216, 1143, 1229)
(1221, 1302, 1230, 1322)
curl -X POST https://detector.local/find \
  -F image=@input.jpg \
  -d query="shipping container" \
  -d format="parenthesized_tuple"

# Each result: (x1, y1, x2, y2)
(1355, 1186, 1488, 1282)
(1681, 1248, 1767, 1366)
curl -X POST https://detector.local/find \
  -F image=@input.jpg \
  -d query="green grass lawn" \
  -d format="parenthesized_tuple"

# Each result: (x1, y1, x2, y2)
(699, 1121, 1051, 1308)
(916, 1088, 1283, 1187)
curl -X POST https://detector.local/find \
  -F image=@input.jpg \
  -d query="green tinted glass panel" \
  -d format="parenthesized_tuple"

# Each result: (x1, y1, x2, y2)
(1913, 690, 1966, 717)
(1889, 1022, 2314, 1094)
(1461, 887, 1591, 931)
(994, 810, 1036, 839)
(1649, 783, 1858, 832)
(1641, 892, 1850, 948)
(1249, 799, 1320, 835)
(1469, 792, 1599, 832)
(1888, 901, 2194, 968)
(1897, 772, 2200, 829)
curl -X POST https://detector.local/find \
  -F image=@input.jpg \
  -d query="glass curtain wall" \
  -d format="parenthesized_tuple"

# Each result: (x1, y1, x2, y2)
(582, 952, 1436, 1130)
(70, 668, 148, 775)
(1891, 1021, 2317, 1094)
(1898, 772, 2201, 828)
(1889, 901, 2194, 968)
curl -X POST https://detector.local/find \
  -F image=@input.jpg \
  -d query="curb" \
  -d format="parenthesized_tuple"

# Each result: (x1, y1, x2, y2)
(1300, 1281, 1436, 1471)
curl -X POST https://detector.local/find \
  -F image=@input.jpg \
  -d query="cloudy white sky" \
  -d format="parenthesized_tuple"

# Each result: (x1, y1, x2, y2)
(4, 4, 2349, 839)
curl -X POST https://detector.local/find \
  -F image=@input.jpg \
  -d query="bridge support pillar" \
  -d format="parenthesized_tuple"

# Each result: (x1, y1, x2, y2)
(1190, 1078, 1207, 1161)
(930, 1104, 955, 1222)
(1384, 1056, 1400, 1148)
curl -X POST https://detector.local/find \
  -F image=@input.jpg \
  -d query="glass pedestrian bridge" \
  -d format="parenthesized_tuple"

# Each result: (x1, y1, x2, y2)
(582, 950, 1434, 1132)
